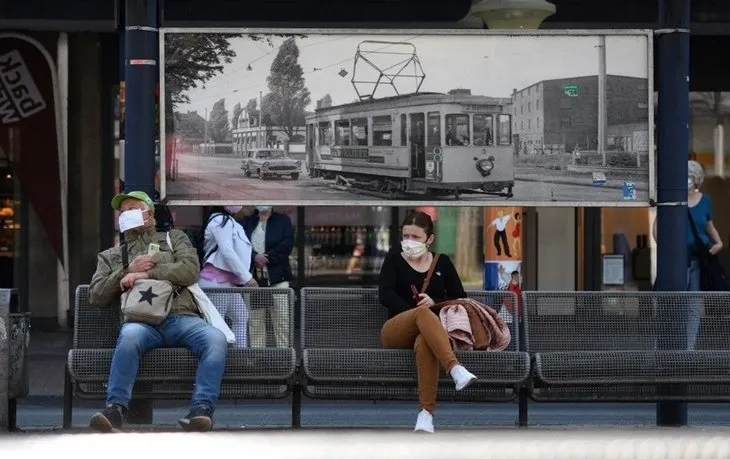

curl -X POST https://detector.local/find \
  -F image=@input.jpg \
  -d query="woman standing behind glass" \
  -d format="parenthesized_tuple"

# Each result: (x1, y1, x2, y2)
(653, 160, 723, 350)
(199, 206, 258, 348)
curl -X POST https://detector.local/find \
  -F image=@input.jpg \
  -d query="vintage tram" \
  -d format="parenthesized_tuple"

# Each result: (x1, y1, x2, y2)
(305, 92, 514, 198)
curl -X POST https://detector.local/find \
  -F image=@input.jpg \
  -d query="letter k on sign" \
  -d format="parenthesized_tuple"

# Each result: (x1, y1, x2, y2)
(138, 286, 158, 305)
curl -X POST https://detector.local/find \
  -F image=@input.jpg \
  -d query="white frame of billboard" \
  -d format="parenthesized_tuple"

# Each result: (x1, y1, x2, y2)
(158, 28, 655, 207)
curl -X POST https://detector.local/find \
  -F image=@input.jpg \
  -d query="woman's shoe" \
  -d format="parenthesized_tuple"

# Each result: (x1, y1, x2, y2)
(414, 409, 434, 433)
(450, 365, 477, 391)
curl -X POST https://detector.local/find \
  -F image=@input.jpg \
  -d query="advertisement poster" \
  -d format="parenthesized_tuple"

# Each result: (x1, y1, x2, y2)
(483, 207, 523, 291)
(159, 29, 654, 206)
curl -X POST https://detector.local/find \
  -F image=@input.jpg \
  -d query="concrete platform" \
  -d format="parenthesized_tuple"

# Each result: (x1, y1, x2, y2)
(1, 428, 729, 459)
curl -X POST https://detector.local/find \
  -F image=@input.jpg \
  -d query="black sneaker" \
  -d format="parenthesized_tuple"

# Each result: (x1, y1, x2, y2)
(178, 404, 213, 432)
(89, 404, 125, 433)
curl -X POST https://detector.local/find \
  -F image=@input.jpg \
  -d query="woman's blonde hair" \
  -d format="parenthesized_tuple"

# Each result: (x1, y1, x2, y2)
(688, 160, 705, 189)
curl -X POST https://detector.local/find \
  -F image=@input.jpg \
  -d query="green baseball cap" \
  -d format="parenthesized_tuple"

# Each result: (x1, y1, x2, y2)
(111, 191, 154, 210)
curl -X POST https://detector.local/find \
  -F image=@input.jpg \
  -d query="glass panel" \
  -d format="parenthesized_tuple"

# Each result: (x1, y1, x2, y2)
(426, 112, 440, 147)
(351, 117, 368, 146)
(473, 114, 494, 146)
(372, 115, 393, 146)
(400, 113, 407, 146)
(497, 114, 512, 146)
(600, 207, 651, 292)
(318, 121, 332, 146)
(304, 206, 391, 286)
(445, 114, 470, 146)
(334, 120, 350, 146)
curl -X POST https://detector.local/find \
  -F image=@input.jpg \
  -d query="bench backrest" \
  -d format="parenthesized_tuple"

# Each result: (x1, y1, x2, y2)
(522, 291, 730, 352)
(300, 287, 520, 350)
(73, 285, 295, 349)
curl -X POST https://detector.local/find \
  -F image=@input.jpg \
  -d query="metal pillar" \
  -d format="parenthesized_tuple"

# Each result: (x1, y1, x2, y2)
(123, 0, 158, 424)
(0, 290, 8, 429)
(124, 0, 158, 197)
(655, 0, 690, 427)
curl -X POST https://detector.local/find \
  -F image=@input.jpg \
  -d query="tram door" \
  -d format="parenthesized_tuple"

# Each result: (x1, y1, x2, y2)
(409, 113, 425, 178)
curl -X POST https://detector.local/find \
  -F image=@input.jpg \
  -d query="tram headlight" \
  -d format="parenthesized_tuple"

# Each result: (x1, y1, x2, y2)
(476, 158, 494, 177)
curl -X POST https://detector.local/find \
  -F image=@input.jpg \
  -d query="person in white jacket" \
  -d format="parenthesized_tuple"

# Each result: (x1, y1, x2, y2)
(198, 206, 257, 347)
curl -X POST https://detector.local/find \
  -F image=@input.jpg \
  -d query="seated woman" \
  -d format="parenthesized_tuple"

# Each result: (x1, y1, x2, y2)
(378, 211, 477, 433)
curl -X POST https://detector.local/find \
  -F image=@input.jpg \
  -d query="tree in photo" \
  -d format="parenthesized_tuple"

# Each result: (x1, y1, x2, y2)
(175, 111, 206, 142)
(317, 94, 333, 109)
(207, 98, 230, 143)
(244, 98, 259, 126)
(231, 102, 243, 130)
(265, 37, 311, 144)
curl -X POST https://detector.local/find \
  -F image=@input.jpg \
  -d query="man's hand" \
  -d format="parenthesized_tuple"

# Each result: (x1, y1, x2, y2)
(120, 272, 149, 291)
(254, 253, 269, 267)
(709, 242, 724, 255)
(128, 255, 155, 273)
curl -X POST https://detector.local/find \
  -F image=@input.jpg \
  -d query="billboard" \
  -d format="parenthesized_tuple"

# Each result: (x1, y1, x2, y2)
(159, 29, 654, 207)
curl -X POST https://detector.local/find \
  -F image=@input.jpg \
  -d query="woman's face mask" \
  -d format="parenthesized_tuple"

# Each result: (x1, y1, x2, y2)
(256, 205, 272, 213)
(688, 177, 695, 189)
(401, 239, 428, 259)
(118, 208, 148, 233)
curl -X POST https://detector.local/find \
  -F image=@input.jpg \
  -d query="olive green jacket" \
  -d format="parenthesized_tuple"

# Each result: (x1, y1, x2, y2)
(89, 227, 201, 315)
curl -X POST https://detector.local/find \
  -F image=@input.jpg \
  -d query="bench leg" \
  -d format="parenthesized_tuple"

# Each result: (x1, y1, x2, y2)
(62, 363, 73, 429)
(8, 399, 16, 430)
(291, 386, 302, 429)
(517, 388, 529, 427)
(127, 399, 153, 424)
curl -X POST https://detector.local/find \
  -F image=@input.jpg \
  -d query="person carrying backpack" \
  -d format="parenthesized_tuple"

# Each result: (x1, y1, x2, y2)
(198, 205, 258, 348)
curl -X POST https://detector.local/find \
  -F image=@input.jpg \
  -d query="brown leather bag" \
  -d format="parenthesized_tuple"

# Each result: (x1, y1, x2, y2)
(420, 253, 440, 293)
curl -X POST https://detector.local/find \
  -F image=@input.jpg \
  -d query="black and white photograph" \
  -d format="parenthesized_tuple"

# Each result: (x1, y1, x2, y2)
(159, 29, 653, 206)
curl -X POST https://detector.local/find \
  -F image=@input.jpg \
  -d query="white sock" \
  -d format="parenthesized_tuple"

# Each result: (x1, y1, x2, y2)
(414, 409, 434, 433)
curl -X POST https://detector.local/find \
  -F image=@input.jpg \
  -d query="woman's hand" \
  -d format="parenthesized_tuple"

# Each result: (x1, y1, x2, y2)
(709, 242, 724, 255)
(417, 293, 435, 308)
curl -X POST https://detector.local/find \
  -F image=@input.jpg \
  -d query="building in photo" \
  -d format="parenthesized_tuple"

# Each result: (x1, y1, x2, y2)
(512, 75, 649, 155)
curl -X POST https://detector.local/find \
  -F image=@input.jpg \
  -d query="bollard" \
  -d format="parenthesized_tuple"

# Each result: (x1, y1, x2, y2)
(9, 313, 31, 400)
(0, 289, 11, 429)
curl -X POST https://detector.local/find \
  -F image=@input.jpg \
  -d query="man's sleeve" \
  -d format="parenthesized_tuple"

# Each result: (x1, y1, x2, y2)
(89, 250, 126, 306)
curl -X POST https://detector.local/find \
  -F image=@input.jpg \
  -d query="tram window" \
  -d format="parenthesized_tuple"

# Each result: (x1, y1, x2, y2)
(372, 115, 393, 146)
(400, 114, 407, 146)
(318, 122, 333, 146)
(497, 114, 512, 146)
(473, 114, 493, 146)
(445, 114, 470, 146)
(351, 118, 368, 146)
(335, 120, 350, 146)
(427, 112, 441, 147)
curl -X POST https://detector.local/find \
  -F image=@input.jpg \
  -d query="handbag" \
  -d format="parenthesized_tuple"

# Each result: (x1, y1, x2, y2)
(119, 233, 181, 325)
(688, 209, 730, 293)
(420, 253, 441, 294)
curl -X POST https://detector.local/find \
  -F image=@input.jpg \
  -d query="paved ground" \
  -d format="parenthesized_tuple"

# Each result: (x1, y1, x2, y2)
(3, 429, 729, 459)
(164, 154, 649, 203)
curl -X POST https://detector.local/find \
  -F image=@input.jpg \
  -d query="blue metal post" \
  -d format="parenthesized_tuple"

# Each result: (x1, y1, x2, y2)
(655, 0, 690, 427)
(124, 0, 158, 196)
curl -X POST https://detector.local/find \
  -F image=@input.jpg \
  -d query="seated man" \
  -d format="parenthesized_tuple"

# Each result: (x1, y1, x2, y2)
(88, 191, 227, 433)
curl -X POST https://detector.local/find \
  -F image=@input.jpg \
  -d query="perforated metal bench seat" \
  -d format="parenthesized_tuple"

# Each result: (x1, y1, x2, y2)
(524, 291, 730, 402)
(66, 285, 298, 404)
(300, 287, 530, 402)
(303, 348, 530, 401)
(68, 347, 296, 399)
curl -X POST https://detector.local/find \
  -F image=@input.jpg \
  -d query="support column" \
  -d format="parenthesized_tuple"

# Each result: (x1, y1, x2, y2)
(0, 290, 8, 429)
(123, 0, 159, 424)
(655, 0, 690, 427)
(124, 0, 158, 197)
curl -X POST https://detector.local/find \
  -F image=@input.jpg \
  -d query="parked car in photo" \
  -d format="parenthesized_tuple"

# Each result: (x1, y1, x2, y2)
(240, 148, 301, 180)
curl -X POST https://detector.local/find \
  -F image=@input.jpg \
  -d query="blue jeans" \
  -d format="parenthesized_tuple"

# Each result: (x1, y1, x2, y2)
(106, 314, 228, 412)
(686, 258, 702, 350)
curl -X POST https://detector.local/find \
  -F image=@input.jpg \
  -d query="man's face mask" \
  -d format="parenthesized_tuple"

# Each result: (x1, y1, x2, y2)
(118, 208, 148, 233)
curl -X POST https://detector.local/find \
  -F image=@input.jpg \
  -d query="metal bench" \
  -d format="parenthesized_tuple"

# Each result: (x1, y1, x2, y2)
(523, 291, 730, 403)
(63, 285, 297, 428)
(299, 287, 530, 412)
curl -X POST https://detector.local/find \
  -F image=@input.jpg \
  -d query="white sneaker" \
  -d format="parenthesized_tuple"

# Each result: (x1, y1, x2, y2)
(414, 409, 434, 433)
(450, 365, 477, 391)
